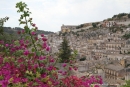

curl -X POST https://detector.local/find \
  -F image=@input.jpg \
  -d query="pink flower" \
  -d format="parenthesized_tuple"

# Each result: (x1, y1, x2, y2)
(39, 56, 46, 60)
(58, 70, 62, 73)
(31, 31, 36, 35)
(41, 34, 44, 37)
(47, 66, 53, 71)
(42, 37, 47, 41)
(23, 50, 29, 55)
(62, 71, 67, 75)
(42, 42, 47, 49)
(32, 23, 36, 27)
(21, 78, 28, 83)
(69, 67, 72, 70)
(17, 30, 21, 34)
(11, 48, 15, 52)
(34, 64, 38, 68)
(62, 63, 67, 67)
(49, 59, 54, 62)
(46, 46, 50, 51)
(1, 80, 8, 87)
(74, 67, 78, 71)
(5, 44, 9, 47)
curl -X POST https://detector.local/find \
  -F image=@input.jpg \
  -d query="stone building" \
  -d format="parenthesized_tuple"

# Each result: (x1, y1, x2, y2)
(61, 24, 77, 33)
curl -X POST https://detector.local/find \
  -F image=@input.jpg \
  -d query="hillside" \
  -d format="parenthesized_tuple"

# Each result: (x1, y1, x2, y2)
(105, 13, 130, 21)
(3, 27, 54, 35)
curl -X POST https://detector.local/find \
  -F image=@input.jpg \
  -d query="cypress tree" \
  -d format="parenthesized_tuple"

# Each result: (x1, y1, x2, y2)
(58, 37, 71, 63)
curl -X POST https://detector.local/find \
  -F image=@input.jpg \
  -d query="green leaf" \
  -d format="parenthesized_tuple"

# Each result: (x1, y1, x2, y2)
(32, 82, 38, 86)
(31, 48, 35, 52)
(14, 40, 19, 46)
(37, 44, 42, 48)
(25, 36, 30, 40)
(36, 51, 41, 56)
(24, 26, 29, 33)
(28, 53, 34, 58)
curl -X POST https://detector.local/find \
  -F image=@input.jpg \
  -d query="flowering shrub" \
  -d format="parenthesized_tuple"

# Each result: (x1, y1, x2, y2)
(0, 1, 103, 87)
(62, 75, 103, 87)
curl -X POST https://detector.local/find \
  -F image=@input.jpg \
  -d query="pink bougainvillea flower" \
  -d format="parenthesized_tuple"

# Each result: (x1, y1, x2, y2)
(39, 56, 46, 60)
(42, 37, 47, 41)
(47, 65, 54, 71)
(49, 58, 54, 62)
(23, 50, 29, 56)
(69, 67, 72, 70)
(21, 78, 28, 83)
(5, 44, 9, 47)
(62, 63, 67, 67)
(32, 23, 36, 27)
(1, 80, 9, 87)
(42, 42, 47, 49)
(41, 34, 44, 37)
(31, 31, 36, 35)
(17, 30, 21, 34)
(58, 70, 62, 73)
(46, 46, 50, 51)
(34, 64, 38, 68)
(62, 71, 67, 75)
(41, 73, 47, 78)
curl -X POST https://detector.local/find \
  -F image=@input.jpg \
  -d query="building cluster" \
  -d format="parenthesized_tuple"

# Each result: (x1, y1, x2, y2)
(46, 19, 130, 86)
(61, 18, 130, 33)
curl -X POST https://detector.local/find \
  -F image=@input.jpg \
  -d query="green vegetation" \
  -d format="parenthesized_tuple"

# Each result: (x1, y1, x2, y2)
(128, 13, 130, 18)
(58, 37, 72, 63)
(0, 17, 9, 34)
(110, 27, 123, 33)
(122, 33, 130, 39)
(107, 18, 113, 21)
(79, 57, 86, 61)
(92, 23, 97, 28)
(112, 15, 117, 19)
(0, 17, 18, 44)
(122, 80, 130, 87)
(117, 13, 127, 19)
(76, 24, 84, 29)
(112, 13, 130, 19)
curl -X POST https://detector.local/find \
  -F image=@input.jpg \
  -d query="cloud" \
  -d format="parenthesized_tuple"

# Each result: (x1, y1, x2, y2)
(1, 0, 130, 32)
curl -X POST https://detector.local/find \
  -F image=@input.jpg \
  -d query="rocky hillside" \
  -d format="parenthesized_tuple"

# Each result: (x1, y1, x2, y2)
(105, 13, 130, 21)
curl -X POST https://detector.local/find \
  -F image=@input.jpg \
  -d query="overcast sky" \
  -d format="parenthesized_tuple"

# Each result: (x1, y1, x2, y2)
(1, 0, 130, 32)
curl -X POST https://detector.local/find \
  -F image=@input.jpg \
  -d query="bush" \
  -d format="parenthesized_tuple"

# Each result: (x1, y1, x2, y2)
(79, 57, 86, 61)
(92, 23, 97, 28)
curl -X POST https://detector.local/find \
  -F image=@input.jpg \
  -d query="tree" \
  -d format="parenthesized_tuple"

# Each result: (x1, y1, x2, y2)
(128, 14, 130, 18)
(58, 37, 71, 63)
(92, 23, 97, 28)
